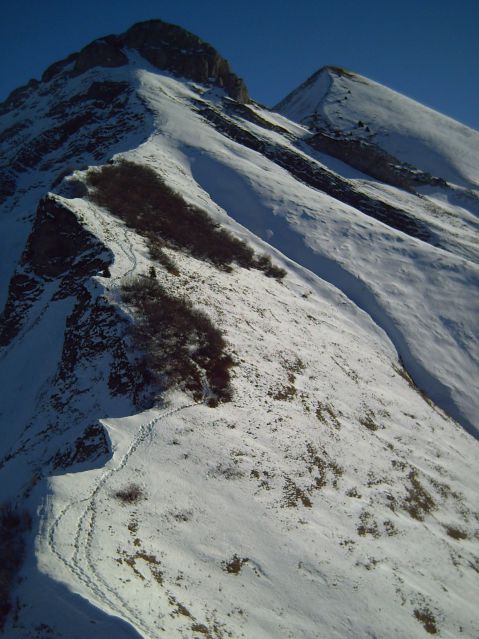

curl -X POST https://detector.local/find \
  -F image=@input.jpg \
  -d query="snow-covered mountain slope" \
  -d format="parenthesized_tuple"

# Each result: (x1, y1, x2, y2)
(0, 20, 478, 639)
(276, 65, 479, 191)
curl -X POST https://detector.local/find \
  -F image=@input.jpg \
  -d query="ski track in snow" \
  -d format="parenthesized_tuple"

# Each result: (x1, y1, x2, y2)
(85, 201, 138, 283)
(43, 205, 198, 637)
(43, 204, 153, 637)
(47, 402, 198, 639)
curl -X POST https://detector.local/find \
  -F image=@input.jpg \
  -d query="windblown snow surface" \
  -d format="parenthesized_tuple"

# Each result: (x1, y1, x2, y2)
(1, 55, 478, 639)
(276, 65, 479, 191)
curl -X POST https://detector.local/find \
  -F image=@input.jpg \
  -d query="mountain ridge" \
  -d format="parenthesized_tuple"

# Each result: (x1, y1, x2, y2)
(0, 20, 478, 638)
(0, 18, 249, 114)
(276, 65, 479, 190)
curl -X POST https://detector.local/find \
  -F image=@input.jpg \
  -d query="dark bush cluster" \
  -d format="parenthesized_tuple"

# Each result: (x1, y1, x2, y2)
(144, 232, 179, 276)
(113, 483, 145, 505)
(87, 160, 285, 279)
(122, 275, 234, 404)
(0, 502, 31, 631)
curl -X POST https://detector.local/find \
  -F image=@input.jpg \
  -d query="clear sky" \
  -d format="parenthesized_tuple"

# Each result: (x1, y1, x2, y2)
(1, 0, 478, 130)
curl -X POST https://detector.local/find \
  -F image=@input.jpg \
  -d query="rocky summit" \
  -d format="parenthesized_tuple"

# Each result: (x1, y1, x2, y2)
(0, 18, 478, 639)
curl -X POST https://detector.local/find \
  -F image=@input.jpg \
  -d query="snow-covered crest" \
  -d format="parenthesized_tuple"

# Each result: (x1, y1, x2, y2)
(277, 65, 479, 190)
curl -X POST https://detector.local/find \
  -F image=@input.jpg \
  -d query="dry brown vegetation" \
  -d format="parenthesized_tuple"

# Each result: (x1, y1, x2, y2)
(87, 160, 285, 279)
(445, 526, 468, 540)
(402, 470, 436, 521)
(222, 554, 249, 574)
(357, 510, 380, 538)
(414, 607, 438, 634)
(118, 548, 164, 584)
(113, 483, 145, 505)
(316, 402, 341, 428)
(283, 477, 312, 508)
(360, 409, 380, 431)
(121, 275, 234, 403)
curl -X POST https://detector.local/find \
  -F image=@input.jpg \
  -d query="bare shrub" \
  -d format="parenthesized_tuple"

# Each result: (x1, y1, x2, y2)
(144, 233, 179, 275)
(252, 254, 286, 279)
(122, 275, 234, 402)
(414, 607, 438, 634)
(87, 160, 285, 279)
(360, 409, 380, 431)
(445, 526, 468, 540)
(403, 469, 436, 521)
(113, 483, 145, 504)
(222, 554, 249, 574)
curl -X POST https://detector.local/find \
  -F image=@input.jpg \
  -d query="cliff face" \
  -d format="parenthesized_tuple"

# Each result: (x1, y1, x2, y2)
(120, 20, 249, 103)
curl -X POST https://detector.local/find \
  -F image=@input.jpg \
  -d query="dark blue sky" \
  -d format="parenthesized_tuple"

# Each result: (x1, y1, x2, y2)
(1, 0, 478, 130)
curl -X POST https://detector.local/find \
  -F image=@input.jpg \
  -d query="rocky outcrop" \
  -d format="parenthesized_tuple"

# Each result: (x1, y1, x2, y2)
(1, 195, 147, 419)
(0, 272, 43, 348)
(72, 38, 128, 74)
(308, 130, 448, 191)
(197, 103, 435, 244)
(0, 77, 145, 205)
(0, 19, 249, 109)
(0, 196, 111, 347)
(0, 79, 39, 117)
(120, 20, 249, 102)
(51, 423, 109, 470)
(24, 196, 110, 279)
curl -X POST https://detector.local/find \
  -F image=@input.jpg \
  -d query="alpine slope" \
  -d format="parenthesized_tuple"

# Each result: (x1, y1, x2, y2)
(0, 19, 478, 639)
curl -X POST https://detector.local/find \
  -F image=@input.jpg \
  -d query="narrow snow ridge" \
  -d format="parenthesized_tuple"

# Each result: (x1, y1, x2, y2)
(276, 66, 479, 189)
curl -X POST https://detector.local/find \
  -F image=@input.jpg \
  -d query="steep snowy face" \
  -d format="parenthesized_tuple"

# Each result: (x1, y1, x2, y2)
(276, 66, 479, 190)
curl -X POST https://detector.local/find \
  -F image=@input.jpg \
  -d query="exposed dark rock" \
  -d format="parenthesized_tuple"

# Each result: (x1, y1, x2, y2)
(309, 130, 448, 191)
(51, 423, 109, 470)
(0, 273, 43, 347)
(24, 196, 110, 279)
(0, 120, 30, 146)
(197, 103, 436, 244)
(72, 38, 128, 74)
(0, 170, 17, 204)
(1, 194, 148, 411)
(12, 113, 97, 172)
(0, 503, 31, 632)
(222, 74, 249, 104)
(85, 80, 130, 102)
(0, 19, 249, 111)
(53, 287, 148, 409)
(223, 100, 290, 134)
(109, 340, 147, 398)
(45, 81, 129, 118)
(0, 196, 112, 347)
(119, 19, 248, 102)
(51, 167, 88, 193)
(1, 78, 141, 192)
(41, 52, 78, 82)
(0, 79, 39, 116)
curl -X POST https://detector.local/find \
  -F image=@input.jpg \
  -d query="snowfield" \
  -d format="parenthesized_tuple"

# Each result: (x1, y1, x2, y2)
(0, 44, 478, 639)
(276, 65, 479, 191)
